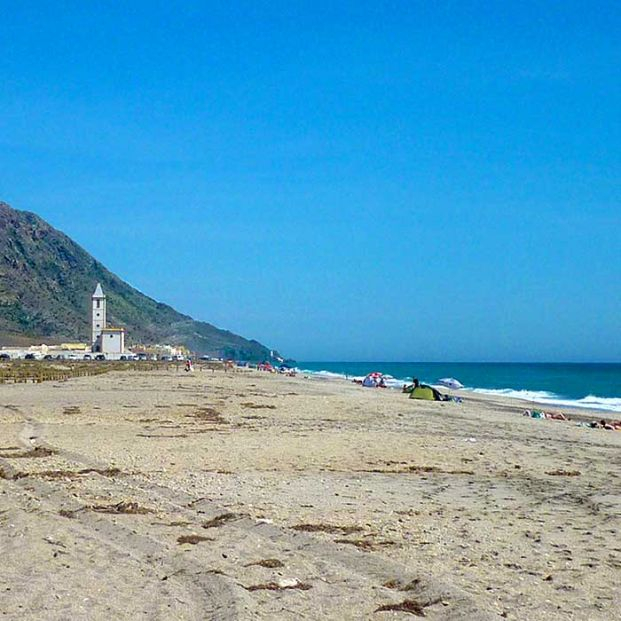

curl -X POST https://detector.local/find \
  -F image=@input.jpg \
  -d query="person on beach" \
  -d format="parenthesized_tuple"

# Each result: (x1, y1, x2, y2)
(595, 419, 619, 430)
(546, 412, 567, 421)
(402, 378, 419, 393)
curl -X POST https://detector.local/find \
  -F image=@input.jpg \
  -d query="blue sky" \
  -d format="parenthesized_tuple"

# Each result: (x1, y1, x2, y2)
(1, 1, 619, 361)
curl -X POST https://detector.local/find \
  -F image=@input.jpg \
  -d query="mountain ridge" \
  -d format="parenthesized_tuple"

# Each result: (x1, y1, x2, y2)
(0, 201, 282, 361)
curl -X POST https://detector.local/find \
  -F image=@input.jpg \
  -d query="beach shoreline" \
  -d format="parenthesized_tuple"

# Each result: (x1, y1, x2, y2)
(296, 362, 621, 415)
(300, 367, 621, 422)
(1, 366, 619, 619)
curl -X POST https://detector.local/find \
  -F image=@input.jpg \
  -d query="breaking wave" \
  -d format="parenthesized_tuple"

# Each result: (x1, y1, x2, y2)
(470, 388, 621, 413)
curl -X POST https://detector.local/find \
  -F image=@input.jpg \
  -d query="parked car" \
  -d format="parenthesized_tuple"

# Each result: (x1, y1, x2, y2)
(95, 354, 106, 361)
(24, 353, 36, 360)
(83, 354, 92, 360)
(0, 353, 10, 361)
(43, 354, 53, 360)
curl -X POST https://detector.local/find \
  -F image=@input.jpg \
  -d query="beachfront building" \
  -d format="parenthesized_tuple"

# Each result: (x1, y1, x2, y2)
(0, 285, 127, 360)
(91, 283, 126, 356)
(95, 327, 126, 355)
(131, 343, 188, 359)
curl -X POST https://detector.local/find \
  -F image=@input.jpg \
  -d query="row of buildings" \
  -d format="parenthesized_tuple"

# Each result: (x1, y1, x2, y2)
(0, 284, 188, 361)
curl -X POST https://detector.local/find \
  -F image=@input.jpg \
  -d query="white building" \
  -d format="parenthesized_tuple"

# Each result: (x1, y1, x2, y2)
(91, 283, 126, 356)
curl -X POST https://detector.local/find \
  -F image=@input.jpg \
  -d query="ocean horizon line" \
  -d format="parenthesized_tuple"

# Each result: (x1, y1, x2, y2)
(298, 360, 621, 365)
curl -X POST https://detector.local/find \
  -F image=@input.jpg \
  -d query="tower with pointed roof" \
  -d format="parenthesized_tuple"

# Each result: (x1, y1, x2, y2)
(90, 283, 126, 356)
(91, 283, 106, 350)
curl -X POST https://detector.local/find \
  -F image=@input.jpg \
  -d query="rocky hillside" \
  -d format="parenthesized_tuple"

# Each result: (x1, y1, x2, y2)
(0, 202, 282, 361)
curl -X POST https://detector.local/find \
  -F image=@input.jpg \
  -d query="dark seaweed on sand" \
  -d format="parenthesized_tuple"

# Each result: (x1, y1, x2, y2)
(245, 582, 311, 592)
(202, 512, 239, 528)
(241, 402, 276, 410)
(177, 534, 213, 545)
(292, 523, 363, 535)
(189, 407, 228, 424)
(89, 501, 151, 514)
(12, 467, 121, 480)
(0, 446, 56, 458)
(244, 559, 284, 568)
(59, 500, 151, 518)
(375, 599, 427, 616)
(335, 538, 395, 551)
(546, 469, 581, 476)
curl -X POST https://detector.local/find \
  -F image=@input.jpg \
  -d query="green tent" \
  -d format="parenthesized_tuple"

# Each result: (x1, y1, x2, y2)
(409, 385, 446, 401)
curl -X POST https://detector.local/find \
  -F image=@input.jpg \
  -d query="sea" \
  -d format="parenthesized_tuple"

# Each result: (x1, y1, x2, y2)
(296, 362, 621, 413)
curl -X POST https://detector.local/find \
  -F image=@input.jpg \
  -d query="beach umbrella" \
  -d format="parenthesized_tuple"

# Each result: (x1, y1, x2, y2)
(437, 377, 464, 390)
(362, 372, 383, 387)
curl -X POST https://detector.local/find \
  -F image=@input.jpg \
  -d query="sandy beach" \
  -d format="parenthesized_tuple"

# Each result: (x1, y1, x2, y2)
(1, 366, 620, 620)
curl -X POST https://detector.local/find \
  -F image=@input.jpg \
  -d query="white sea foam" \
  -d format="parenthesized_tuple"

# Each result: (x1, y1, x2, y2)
(298, 368, 403, 388)
(307, 369, 349, 380)
(471, 388, 557, 401)
(470, 388, 621, 413)
(573, 395, 621, 412)
(383, 377, 406, 389)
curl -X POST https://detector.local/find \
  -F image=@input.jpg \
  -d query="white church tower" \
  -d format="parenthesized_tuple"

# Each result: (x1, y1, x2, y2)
(91, 282, 106, 347)
(90, 283, 126, 356)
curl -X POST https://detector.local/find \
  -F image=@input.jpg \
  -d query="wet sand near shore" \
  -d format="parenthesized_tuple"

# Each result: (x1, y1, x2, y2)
(1, 368, 620, 620)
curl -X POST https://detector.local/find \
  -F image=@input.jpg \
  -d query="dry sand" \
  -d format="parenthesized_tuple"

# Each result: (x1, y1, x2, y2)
(1, 367, 620, 620)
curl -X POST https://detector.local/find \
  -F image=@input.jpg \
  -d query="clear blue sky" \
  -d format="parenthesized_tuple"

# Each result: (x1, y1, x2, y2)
(1, 2, 619, 361)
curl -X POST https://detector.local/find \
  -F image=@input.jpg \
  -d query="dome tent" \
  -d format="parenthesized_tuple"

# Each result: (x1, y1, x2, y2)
(409, 385, 441, 400)
(362, 372, 385, 388)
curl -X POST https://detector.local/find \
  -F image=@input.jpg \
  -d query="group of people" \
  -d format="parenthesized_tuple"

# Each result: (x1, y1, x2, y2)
(523, 409, 621, 430)
(355, 372, 387, 388)
(581, 418, 621, 431)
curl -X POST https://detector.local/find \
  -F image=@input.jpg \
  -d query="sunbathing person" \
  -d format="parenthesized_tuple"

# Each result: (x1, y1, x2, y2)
(546, 412, 568, 421)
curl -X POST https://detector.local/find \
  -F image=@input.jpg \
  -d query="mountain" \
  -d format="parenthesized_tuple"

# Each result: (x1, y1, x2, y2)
(0, 202, 283, 361)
